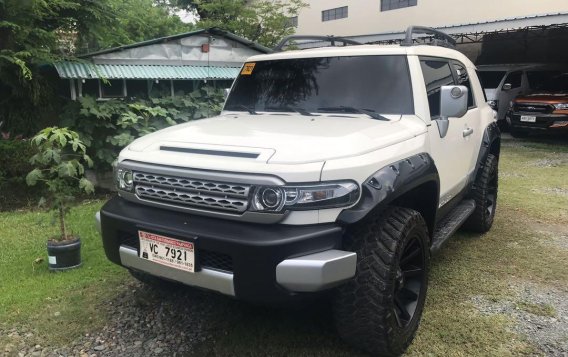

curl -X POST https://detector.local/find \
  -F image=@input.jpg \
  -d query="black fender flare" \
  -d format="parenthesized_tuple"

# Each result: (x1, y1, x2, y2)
(471, 121, 501, 185)
(337, 153, 440, 227)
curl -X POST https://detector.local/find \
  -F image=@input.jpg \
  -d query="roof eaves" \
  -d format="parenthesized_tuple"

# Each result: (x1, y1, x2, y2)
(78, 28, 271, 58)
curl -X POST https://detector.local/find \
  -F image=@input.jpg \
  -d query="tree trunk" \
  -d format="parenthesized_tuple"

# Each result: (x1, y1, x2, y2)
(59, 205, 67, 240)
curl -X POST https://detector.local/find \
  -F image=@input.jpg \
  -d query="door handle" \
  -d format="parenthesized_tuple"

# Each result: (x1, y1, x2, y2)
(463, 127, 474, 137)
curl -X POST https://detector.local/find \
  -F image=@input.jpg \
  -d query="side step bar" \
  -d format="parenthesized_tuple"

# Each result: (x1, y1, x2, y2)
(431, 199, 476, 253)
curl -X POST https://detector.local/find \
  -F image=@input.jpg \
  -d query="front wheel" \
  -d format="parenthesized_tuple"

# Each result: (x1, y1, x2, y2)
(333, 207, 430, 357)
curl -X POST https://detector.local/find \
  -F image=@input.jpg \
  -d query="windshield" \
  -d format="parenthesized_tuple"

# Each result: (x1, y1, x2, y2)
(477, 71, 506, 88)
(224, 55, 414, 115)
(527, 71, 565, 91)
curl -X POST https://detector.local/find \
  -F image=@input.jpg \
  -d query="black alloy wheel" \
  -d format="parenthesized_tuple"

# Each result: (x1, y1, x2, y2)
(393, 235, 426, 328)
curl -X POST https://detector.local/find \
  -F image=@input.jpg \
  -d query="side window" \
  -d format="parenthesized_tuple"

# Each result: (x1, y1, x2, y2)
(452, 62, 475, 108)
(504, 71, 522, 89)
(419, 59, 454, 118)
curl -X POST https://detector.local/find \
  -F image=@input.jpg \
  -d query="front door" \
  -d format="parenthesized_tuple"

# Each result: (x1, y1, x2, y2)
(419, 58, 477, 206)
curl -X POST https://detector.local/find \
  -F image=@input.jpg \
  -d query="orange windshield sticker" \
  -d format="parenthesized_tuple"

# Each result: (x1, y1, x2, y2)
(241, 62, 256, 75)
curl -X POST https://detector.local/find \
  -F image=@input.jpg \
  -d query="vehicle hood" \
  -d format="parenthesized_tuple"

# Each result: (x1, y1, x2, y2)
(515, 92, 568, 104)
(484, 88, 497, 101)
(126, 112, 426, 165)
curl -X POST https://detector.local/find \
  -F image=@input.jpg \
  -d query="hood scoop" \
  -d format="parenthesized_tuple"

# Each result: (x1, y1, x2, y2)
(160, 146, 260, 159)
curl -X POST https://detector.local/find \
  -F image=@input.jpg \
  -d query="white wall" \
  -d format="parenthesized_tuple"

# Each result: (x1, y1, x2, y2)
(293, 0, 568, 36)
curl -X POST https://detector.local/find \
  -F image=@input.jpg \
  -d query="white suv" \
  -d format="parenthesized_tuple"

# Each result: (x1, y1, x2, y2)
(96, 27, 500, 356)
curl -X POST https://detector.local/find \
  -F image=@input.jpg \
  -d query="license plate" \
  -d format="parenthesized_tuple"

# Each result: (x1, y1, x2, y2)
(520, 115, 536, 123)
(138, 231, 195, 273)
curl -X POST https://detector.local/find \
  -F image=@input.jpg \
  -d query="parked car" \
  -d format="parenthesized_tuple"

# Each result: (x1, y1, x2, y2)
(477, 64, 539, 127)
(96, 27, 500, 356)
(509, 72, 568, 137)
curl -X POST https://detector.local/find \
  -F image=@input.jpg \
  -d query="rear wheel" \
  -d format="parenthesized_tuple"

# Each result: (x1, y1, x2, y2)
(333, 207, 430, 357)
(464, 153, 498, 233)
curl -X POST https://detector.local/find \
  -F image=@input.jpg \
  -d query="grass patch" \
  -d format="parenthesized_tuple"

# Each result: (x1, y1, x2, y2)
(515, 301, 556, 318)
(0, 200, 128, 346)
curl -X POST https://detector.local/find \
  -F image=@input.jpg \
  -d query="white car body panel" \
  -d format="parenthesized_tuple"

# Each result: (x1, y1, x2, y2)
(117, 44, 493, 225)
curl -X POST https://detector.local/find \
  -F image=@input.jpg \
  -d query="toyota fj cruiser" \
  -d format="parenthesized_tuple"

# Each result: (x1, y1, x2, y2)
(96, 27, 500, 356)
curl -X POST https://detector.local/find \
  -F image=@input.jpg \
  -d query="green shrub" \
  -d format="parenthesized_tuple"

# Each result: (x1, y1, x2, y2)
(60, 86, 225, 171)
(0, 139, 43, 211)
(0, 139, 37, 178)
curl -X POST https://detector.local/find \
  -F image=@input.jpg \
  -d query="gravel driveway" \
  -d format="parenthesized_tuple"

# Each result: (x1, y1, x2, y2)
(2, 280, 231, 357)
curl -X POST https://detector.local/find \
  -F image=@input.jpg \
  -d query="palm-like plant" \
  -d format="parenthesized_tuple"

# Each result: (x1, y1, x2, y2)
(26, 127, 94, 241)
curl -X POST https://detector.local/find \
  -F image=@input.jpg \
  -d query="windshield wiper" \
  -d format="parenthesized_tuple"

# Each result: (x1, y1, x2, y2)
(266, 106, 317, 116)
(317, 106, 390, 121)
(230, 104, 258, 115)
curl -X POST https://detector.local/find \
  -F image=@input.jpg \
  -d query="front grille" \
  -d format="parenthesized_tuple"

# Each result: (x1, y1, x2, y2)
(513, 103, 554, 114)
(133, 171, 251, 213)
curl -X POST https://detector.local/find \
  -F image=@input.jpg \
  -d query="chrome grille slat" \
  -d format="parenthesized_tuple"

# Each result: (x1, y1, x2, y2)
(133, 172, 250, 197)
(135, 184, 248, 212)
(133, 171, 251, 213)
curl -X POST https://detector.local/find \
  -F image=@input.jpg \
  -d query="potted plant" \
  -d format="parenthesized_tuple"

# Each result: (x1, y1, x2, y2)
(26, 127, 94, 271)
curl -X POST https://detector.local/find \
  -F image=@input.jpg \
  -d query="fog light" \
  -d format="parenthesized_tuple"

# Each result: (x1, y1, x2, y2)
(116, 168, 134, 192)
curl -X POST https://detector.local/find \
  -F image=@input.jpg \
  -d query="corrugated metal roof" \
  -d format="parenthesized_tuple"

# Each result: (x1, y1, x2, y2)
(54, 62, 241, 80)
(352, 12, 568, 43)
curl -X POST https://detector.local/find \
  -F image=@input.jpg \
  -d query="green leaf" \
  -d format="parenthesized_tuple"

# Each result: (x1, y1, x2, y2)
(26, 168, 43, 186)
(57, 161, 76, 178)
(79, 177, 95, 194)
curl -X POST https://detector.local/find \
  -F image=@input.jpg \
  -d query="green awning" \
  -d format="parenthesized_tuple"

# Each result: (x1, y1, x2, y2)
(54, 62, 241, 80)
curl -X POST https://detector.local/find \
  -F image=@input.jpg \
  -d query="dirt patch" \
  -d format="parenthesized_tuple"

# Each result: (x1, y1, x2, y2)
(531, 187, 568, 198)
(528, 221, 568, 250)
(471, 282, 568, 356)
(531, 158, 568, 168)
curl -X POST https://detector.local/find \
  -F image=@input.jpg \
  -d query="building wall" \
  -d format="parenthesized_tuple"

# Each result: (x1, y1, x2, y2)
(293, 0, 568, 36)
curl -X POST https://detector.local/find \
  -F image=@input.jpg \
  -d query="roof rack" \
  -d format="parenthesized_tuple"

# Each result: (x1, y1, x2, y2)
(401, 26, 456, 49)
(273, 35, 362, 52)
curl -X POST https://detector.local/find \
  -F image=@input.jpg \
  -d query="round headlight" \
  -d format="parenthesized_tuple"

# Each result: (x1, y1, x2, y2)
(260, 187, 282, 209)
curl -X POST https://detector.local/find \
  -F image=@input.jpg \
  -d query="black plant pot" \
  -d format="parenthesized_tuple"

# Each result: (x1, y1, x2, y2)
(47, 238, 82, 271)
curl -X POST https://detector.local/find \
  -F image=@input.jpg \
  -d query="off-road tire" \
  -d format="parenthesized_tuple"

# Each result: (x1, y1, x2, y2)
(463, 153, 498, 233)
(333, 207, 430, 357)
(129, 269, 179, 290)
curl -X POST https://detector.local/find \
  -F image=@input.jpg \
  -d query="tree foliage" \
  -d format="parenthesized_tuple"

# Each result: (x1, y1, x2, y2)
(0, 0, 188, 136)
(160, 0, 307, 47)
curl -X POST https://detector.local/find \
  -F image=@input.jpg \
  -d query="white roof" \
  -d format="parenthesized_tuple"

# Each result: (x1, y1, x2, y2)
(247, 44, 475, 68)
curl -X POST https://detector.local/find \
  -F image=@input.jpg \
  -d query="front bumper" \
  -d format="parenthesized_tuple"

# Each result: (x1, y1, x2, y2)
(510, 112, 568, 132)
(97, 197, 356, 304)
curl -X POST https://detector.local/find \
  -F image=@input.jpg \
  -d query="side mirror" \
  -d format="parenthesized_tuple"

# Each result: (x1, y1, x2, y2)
(436, 85, 468, 138)
(502, 83, 512, 91)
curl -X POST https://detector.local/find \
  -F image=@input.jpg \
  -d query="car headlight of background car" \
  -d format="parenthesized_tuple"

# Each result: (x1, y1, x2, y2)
(554, 103, 568, 110)
(487, 100, 499, 110)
